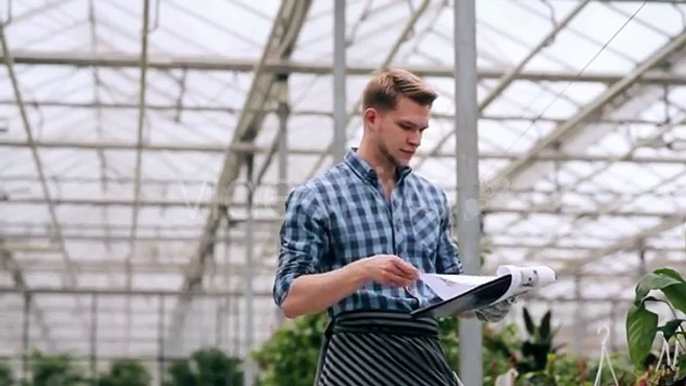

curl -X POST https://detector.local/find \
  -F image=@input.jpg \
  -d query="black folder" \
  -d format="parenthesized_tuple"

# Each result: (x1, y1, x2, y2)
(410, 274, 513, 318)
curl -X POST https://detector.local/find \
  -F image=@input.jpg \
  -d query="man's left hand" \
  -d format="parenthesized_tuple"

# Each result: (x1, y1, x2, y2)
(474, 297, 516, 323)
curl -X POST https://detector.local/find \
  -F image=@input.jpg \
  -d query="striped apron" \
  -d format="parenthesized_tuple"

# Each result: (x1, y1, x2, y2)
(313, 310, 460, 386)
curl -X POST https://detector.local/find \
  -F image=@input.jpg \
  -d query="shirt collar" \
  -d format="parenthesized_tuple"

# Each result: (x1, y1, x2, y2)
(344, 147, 413, 184)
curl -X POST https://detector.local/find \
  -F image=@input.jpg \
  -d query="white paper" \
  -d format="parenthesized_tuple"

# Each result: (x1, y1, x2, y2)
(420, 265, 557, 305)
(418, 273, 491, 300)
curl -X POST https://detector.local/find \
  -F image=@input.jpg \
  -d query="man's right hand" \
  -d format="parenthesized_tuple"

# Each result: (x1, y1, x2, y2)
(354, 255, 420, 287)
(279, 254, 419, 319)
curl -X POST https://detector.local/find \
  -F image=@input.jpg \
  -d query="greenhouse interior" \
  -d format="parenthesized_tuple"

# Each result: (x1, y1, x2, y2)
(1, 0, 685, 385)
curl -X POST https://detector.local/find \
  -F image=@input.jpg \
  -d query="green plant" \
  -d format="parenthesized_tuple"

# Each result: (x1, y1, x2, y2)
(163, 347, 243, 386)
(484, 306, 565, 378)
(0, 360, 14, 386)
(626, 267, 686, 384)
(518, 308, 566, 374)
(252, 313, 328, 386)
(255, 306, 647, 385)
(97, 359, 151, 386)
(436, 315, 518, 382)
(481, 323, 522, 381)
(252, 311, 521, 385)
(29, 351, 88, 386)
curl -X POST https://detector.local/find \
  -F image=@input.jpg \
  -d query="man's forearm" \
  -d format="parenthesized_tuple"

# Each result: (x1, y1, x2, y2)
(280, 262, 368, 319)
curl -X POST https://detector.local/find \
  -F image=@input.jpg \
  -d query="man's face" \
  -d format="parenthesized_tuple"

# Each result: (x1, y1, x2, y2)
(367, 96, 431, 167)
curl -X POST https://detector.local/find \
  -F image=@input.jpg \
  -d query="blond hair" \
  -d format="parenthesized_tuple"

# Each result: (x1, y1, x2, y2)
(362, 68, 438, 111)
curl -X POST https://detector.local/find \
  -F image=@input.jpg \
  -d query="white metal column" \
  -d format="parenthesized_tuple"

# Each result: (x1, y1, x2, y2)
(454, 0, 482, 384)
(333, 0, 346, 162)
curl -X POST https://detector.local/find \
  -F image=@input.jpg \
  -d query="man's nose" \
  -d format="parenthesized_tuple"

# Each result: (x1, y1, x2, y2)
(407, 131, 421, 146)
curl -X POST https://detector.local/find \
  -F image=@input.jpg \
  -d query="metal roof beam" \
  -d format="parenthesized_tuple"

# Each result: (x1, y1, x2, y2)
(7, 197, 682, 219)
(0, 240, 56, 351)
(0, 100, 677, 127)
(12, 258, 273, 276)
(166, 0, 313, 359)
(559, 215, 686, 274)
(0, 23, 77, 287)
(180, 0, 312, 293)
(6, 233, 685, 254)
(0, 23, 92, 347)
(6, 175, 686, 198)
(127, 0, 151, 290)
(4, 138, 686, 163)
(4, 50, 686, 84)
(414, 0, 590, 168)
(4, 232, 274, 243)
(482, 30, 686, 194)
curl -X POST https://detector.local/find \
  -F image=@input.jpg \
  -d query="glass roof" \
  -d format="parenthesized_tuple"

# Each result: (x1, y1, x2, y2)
(1, 0, 685, 368)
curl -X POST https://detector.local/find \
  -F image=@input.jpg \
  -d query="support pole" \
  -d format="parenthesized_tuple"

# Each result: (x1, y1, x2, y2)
(22, 293, 30, 383)
(275, 77, 289, 328)
(332, 0, 346, 163)
(158, 295, 165, 386)
(573, 275, 586, 355)
(90, 294, 98, 380)
(454, 0, 482, 384)
(609, 301, 617, 352)
(243, 159, 255, 386)
(637, 240, 647, 277)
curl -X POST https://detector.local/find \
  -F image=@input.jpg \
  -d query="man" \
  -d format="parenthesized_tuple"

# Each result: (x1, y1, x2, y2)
(272, 69, 513, 385)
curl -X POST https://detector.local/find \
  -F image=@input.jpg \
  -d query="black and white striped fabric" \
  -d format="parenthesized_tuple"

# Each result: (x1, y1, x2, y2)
(313, 310, 460, 386)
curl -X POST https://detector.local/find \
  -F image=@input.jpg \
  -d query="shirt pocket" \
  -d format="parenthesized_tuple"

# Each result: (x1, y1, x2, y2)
(407, 205, 442, 257)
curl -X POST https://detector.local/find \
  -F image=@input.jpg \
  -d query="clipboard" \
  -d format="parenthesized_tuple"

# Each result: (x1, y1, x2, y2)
(410, 274, 513, 318)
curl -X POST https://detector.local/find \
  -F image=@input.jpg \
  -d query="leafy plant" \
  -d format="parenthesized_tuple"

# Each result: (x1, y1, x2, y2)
(485, 307, 565, 376)
(252, 312, 328, 386)
(253, 311, 523, 385)
(29, 351, 88, 386)
(518, 308, 564, 373)
(97, 359, 151, 386)
(437, 315, 520, 383)
(163, 347, 243, 386)
(0, 360, 14, 386)
(626, 267, 686, 383)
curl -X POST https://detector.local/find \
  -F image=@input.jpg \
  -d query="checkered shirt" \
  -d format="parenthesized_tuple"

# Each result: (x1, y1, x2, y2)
(272, 148, 464, 317)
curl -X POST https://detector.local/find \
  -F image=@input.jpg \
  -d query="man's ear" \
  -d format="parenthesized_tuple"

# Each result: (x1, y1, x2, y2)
(363, 107, 380, 132)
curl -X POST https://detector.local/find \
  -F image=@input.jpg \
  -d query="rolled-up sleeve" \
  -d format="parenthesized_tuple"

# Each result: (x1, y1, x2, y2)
(435, 192, 463, 275)
(272, 185, 329, 307)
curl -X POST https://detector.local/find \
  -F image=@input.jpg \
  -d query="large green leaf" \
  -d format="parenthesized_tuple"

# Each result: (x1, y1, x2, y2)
(0, 362, 13, 386)
(523, 307, 535, 335)
(665, 285, 686, 315)
(653, 268, 686, 283)
(99, 359, 151, 386)
(657, 319, 686, 342)
(677, 353, 686, 381)
(626, 305, 658, 369)
(635, 272, 683, 304)
(540, 311, 551, 340)
(655, 269, 686, 314)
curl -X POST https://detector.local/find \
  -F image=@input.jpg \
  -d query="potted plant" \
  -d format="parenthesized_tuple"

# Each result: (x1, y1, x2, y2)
(29, 350, 88, 386)
(626, 268, 686, 384)
(96, 358, 151, 386)
(163, 347, 244, 386)
(0, 360, 14, 385)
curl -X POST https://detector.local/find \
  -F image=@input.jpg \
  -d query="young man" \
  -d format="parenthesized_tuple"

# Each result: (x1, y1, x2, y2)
(272, 69, 513, 385)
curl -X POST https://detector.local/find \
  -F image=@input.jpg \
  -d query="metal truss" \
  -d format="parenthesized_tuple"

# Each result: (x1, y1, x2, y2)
(164, 1, 314, 371)
(0, 21, 89, 353)
(3, 0, 686, 365)
(480, 30, 686, 274)
(5, 138, 686, 164)
(3, 50, 686, 85)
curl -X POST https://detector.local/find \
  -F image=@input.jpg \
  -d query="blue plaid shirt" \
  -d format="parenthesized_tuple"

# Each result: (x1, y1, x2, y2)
(273, 149, 463, 317)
